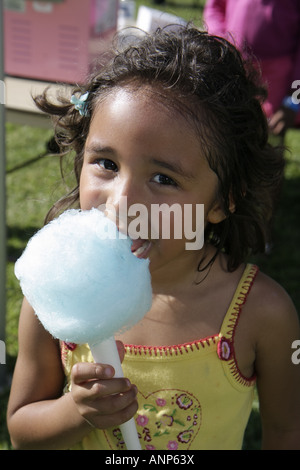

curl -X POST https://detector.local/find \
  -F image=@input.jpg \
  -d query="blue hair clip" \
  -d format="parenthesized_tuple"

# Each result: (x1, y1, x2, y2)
(70, 91, 89, 116)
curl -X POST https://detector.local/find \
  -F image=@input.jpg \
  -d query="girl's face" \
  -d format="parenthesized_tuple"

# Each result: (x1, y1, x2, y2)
(80, 85, 226, 281)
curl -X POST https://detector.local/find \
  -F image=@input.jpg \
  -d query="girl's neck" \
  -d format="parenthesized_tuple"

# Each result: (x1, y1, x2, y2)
(150, 243, 222, 295)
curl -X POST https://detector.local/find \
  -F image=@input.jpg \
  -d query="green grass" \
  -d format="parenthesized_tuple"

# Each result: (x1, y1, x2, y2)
(1, 124, 72, 449)
(134, 0, 205, 26)
(1, 0, 300, 450)
(250, 130, 300, 311)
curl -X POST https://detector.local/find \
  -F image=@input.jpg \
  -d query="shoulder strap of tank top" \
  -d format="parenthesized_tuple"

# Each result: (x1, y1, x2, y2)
(217, 264, 259, 388)
(219, 263, 259, 341)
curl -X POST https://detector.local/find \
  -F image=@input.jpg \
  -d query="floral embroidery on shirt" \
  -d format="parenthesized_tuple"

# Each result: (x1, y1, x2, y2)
(107, 389, 202, 450)
(176, 393, 193, 410)
(112, 428, 124, 448)
(217, 336, 232, 361)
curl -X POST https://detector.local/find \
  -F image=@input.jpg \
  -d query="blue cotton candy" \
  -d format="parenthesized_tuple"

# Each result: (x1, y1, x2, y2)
(15, 209, 152, 345)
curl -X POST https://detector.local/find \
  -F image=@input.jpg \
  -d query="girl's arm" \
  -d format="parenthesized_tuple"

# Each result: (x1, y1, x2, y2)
(7, 298, 138, 450)
(254, 276, 300, 449)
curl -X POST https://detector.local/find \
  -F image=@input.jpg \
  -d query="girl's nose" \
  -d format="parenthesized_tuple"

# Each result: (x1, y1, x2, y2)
(105, 175, 142, 225)
(110, 174, 139, 206)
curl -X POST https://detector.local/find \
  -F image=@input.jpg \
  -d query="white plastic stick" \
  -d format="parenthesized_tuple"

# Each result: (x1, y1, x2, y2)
(90, 336, 141, 450)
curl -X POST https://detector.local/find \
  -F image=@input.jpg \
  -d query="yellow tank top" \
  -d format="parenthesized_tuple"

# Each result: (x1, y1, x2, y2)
(61, 264, 258, 450)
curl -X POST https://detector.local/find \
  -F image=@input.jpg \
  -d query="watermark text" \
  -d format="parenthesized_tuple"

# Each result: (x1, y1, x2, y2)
(0, 80, 5, 105)
(0, 340, 5, 365)
(291, 340, 300, 365)
(97, 197, 204, 250)
(291, 80, 300, 105)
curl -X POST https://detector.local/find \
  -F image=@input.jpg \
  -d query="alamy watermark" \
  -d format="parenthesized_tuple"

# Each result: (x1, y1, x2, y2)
(291, 80, 300, 104)
(0, 340, 5, 364)
(291, 340, 300, 365)
(97, 197, 204, 250)
(0, 80, 5, 105)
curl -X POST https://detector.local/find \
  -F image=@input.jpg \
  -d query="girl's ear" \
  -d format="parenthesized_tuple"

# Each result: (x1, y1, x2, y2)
(207, 201, 227, 224)
(207, 195, 236, 224)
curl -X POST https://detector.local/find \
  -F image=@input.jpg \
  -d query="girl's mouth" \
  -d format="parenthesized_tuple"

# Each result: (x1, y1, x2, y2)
(131, 239, 152, 259)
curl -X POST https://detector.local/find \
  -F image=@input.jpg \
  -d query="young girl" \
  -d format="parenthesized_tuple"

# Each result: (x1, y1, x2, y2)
(7, 25, 300, 450)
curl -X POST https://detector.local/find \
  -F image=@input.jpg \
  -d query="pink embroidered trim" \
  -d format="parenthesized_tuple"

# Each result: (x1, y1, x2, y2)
(125, 335, 218, 357)
(60, 341, 77, 368)
(64, 342, 77, 351)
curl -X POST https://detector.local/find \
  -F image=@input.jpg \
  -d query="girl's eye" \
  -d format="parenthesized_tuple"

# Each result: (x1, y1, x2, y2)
(96, 158, 118, 172)
(153, 174, 178, 187)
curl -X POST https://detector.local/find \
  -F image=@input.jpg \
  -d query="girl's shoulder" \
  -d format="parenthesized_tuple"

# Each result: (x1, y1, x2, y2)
(230, 265, 299, 379)
(249, 268, 296, 318)
(243, 266, 299, 344)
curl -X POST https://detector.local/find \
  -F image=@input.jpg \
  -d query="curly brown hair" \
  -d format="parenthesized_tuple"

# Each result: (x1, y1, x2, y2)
(34, 25, 284, 271)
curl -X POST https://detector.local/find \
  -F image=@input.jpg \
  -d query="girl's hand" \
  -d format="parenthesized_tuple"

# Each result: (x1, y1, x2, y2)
(70, 350, 138, 430)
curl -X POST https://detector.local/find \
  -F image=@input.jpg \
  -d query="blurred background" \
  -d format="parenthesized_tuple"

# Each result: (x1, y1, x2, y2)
(1, 0, 299, 449)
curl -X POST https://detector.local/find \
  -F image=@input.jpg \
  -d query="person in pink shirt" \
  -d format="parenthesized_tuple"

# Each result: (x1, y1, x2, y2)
(204, 0, 300, 136)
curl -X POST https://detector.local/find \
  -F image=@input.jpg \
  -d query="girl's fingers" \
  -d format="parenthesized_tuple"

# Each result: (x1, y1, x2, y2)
(72, 382, 138, 429)
(71, 362, 114, 383)
(89, 384, 138, 415)
(70, 361, 139, 429)
(79, 376, 133, 399)
(92, 399, 139, 430)
(71, 362, 136, 402)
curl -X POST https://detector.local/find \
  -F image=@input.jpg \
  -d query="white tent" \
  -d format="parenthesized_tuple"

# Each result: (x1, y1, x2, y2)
(0, 1, 7, 386)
